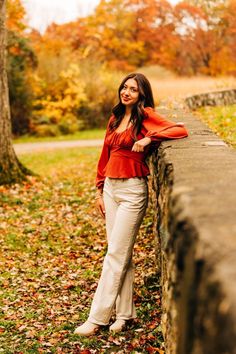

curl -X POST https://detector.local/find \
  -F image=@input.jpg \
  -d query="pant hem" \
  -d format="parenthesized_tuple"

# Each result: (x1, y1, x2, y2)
(88, 317, 109, 326)
(116, 315, 137, 320)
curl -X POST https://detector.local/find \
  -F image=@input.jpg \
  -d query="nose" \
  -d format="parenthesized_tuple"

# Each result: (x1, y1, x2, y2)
(122, 87, 131, 95)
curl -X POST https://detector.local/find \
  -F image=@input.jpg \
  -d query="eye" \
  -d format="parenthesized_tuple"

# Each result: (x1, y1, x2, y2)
(121, 85, 138, 93)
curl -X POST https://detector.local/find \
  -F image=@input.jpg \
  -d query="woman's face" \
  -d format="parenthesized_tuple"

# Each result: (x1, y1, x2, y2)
(120, 78, 139, 108)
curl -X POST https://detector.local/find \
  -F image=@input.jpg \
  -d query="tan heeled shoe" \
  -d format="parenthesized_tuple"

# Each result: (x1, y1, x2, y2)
(74, 321, 100, 336)
(109, 319, 126, 333)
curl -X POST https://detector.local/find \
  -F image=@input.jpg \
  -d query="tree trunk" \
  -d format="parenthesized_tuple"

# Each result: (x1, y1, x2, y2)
(0, 0, 30, 185)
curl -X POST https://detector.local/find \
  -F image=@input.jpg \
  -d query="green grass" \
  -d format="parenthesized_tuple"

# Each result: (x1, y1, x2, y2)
(13, 128, 106, 144)
(20, 146, 98, 175)
(0, 147, 164, 353)
(196, 104, 236, 148)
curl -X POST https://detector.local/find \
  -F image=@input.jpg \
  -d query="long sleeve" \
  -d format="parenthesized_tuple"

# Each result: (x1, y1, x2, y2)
(143, 107, 188, 142)
(95, 140, 110, 190)
(95, 117, 114, 190)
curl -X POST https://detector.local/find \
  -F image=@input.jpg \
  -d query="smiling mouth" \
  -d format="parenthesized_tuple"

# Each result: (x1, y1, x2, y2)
(122, 97, 131, 101)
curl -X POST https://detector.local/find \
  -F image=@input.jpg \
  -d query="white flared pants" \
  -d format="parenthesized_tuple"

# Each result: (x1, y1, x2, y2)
(88, 176, 148, 325)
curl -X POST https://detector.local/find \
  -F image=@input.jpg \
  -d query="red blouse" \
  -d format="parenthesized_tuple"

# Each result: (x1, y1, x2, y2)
(96, 107, 188, 190)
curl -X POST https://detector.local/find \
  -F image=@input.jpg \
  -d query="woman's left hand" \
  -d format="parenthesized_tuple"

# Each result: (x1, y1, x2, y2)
(131, 137, 151, 152)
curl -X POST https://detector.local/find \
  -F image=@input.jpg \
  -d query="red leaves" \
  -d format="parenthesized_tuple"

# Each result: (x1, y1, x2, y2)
(63, 282, 76, 290)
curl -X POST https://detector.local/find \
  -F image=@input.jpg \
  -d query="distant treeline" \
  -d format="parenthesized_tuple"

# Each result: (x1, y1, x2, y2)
(7, 0, 236, 136)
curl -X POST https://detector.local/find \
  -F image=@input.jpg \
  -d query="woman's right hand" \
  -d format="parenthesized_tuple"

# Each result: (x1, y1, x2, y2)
(96, 196, 106, 219)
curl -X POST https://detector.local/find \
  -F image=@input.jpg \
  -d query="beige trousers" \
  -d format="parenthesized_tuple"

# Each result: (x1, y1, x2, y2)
(88, 176, 148, 325)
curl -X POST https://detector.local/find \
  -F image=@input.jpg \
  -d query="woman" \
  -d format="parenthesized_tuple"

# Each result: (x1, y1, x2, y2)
(74, 73, 188, 336)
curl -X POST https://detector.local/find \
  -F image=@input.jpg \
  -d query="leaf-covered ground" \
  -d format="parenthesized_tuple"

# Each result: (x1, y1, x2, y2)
(0, 147, 164, 353)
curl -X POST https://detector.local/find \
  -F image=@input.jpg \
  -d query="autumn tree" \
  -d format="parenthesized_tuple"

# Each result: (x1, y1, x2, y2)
(187, 0, 228, 13)
(182, 0, 236, 75)
(85, 0, 146, 70)
(171, 2, 211, 75)
(211, 1, 234, 75)
(43, 21, 86, 53)
(29, 0, 236, 81)
(0, 0, 30, 184)
(6, 0, 37, 135)
(129, 0, 176, 67)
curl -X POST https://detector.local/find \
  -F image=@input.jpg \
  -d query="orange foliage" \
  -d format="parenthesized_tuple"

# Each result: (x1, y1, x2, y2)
(44, 21, 86, 51)
(25, 0, 236, 77)
(6, 0, 26, 32)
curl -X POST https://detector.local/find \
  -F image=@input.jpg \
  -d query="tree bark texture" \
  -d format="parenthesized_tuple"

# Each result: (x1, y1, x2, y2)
(0, 0, 30, 184)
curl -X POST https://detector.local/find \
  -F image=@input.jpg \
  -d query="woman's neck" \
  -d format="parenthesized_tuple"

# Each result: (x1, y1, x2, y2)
(124, 106, 132, 117)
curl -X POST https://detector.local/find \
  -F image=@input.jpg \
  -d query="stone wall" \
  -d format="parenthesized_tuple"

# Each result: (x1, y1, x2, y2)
(185, 89, 236, 109)
(149, 107, 236, 354)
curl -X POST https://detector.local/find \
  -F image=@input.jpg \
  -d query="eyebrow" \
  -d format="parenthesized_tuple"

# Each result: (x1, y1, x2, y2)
(124, 84, 138, 89)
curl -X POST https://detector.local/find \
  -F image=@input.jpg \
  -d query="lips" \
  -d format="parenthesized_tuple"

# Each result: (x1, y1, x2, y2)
(121, 96, 131, 102)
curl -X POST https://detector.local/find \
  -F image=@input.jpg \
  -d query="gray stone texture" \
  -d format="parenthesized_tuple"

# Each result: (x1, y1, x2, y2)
(185, 89, 236, 109)
(149, 106, 236, 354)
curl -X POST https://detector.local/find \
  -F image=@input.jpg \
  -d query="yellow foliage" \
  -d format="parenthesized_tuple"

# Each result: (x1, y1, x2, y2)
(209, 47, 236, 76)
(33, 64, 87, 129)
(6, 0, 26, 32)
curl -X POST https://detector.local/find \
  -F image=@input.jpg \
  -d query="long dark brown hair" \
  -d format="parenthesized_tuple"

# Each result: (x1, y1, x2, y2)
(110, 73, 155, 138)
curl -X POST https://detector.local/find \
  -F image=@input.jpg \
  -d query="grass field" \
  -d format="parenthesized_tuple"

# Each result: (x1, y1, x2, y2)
(195, 105, 236, 148)
(151, 76, 236, 103)
(0, 147, 164, 353)
(13, 129, 106, 144)
(140, 66, 236, 102)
